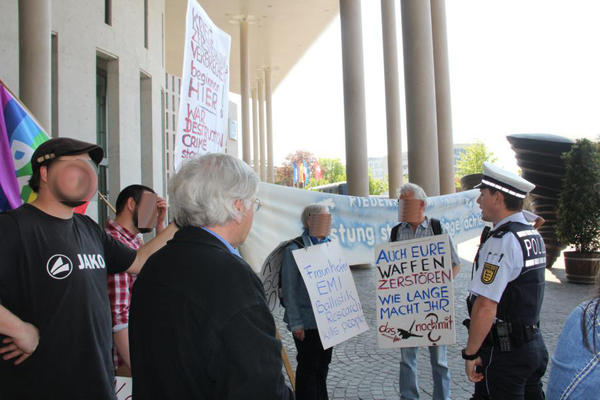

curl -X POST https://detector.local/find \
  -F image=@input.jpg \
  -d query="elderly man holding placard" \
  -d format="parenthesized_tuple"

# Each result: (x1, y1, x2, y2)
(384, 183, 461, 400)
(280, 204, 333, 400)
(280, 204, 368, 400)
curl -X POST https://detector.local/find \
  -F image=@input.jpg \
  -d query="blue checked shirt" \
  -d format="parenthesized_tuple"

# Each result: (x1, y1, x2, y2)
(393, 217, 461, 267)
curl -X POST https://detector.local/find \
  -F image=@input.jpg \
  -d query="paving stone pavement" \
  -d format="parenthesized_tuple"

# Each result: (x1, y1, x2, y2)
(273, 238, 595, 399)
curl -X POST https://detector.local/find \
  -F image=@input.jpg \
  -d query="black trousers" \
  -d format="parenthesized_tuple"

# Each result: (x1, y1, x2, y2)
(470, 334, 548, 400)
(293, 329, 333, 400)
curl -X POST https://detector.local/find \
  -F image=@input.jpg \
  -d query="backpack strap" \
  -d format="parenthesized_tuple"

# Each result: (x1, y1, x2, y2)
(291, 236, 305, 249)
(430, 218, 442, 235)
(390, 224, 401, 242)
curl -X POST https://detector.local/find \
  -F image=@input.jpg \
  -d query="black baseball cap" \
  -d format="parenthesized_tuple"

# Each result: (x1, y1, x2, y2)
(31, 137, 104, 171)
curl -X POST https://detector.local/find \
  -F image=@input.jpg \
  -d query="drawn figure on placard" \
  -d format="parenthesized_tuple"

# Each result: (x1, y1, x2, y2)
(389, 183, 461, 400)
(280, 204, 333, 400)
(396, 320, 424, 341)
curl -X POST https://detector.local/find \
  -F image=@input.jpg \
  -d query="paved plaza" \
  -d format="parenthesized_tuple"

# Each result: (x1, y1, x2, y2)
(273, 238, 595, 399)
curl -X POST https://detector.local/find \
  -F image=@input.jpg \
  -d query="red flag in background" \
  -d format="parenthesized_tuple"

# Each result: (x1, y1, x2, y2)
(314, 161, 322, 180)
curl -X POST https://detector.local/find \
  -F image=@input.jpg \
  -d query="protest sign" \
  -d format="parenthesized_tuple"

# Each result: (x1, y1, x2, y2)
(291, 241, 368, 349)
(115, 377, 132, 400)
(375, 234, 456, 349)
(174, 0, 231, 170)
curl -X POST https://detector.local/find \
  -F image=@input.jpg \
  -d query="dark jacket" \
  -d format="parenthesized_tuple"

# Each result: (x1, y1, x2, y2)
(130, 227, 293, 400)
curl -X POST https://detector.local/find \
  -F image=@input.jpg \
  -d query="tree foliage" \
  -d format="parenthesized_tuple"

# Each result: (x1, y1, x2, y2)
(456, 142, 497, 177)
(369, 170, 388, 195)
(275, 151, 388, 195)
(556, 139, 600, 253)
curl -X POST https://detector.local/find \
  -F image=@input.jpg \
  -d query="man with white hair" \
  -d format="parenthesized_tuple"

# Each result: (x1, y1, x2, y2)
(129, 153, 292, 399)
(391, 183, 461, 400)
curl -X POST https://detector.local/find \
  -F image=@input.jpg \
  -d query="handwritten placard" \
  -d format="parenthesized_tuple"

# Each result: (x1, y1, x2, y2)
(115, 376, 132, 400)
(292, 241, 368, 349)
(174, 0, 231, 170)
(375, 234, 456, 349)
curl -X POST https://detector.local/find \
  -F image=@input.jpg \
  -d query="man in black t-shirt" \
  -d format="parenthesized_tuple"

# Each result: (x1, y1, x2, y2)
(0, 138, 177, 399)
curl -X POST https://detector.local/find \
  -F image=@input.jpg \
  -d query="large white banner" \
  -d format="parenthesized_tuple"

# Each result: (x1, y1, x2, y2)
(375, 235, 456, 349)
(291, 241, 368, 349)
(175, 0, 231, 170)
(241, 183, 484, 274)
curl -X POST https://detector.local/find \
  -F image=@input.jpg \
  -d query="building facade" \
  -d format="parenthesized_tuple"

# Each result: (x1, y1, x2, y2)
(1, 0, 166, 223)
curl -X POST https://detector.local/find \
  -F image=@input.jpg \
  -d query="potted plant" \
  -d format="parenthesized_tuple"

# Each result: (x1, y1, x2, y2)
(556, 139, 600, 284)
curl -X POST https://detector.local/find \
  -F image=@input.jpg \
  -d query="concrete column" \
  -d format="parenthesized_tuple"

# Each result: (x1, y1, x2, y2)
(265, 68, 274, 183)
(240, 19, 251, 164)
(258, 78, 266, 181)
(431, 0, 455, 194)
(381, 0, 402, 199)
(19, 0, 52, 132)
(401, 0, 440, 196)
(339, 0, 369, 197)
(251, 87, 259, 173)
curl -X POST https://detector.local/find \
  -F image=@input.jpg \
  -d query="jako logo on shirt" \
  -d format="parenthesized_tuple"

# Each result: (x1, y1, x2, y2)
(76, 254, 106, 270)
(46, 254, 74, 280)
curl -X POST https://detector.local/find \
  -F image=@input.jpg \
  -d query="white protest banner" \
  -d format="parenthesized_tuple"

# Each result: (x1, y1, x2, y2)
(291, 241, 368, 349)
(243, 182, 484, 275)
(174, 0, 231, 170)
(115, 377, 132, 400)
(375, 234, 456, 349)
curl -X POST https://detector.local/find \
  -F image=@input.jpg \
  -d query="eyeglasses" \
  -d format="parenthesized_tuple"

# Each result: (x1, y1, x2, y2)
(253, 198, 262, 212)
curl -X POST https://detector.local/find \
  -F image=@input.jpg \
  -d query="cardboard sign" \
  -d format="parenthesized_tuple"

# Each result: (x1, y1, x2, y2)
(115, 376, 132, 400)
(292, 241, 368, 349)
(174, 0, 231, 170)
(375, 234, 456, 349)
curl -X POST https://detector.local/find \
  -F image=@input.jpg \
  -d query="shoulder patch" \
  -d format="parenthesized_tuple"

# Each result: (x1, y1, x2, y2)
(481, 262, 500, 284)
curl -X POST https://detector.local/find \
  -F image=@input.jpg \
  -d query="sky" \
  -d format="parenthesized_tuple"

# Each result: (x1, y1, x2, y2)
(256, 0, 600, 173)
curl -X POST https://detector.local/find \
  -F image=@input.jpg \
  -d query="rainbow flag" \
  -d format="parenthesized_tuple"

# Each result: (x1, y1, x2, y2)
(0, 81, 49, 212)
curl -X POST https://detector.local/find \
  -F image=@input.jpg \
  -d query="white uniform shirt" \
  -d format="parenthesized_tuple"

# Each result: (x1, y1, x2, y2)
(469, 212, 529, 303)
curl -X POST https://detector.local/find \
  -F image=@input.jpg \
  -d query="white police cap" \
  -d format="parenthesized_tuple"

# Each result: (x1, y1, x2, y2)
(475, 162, 535, 199)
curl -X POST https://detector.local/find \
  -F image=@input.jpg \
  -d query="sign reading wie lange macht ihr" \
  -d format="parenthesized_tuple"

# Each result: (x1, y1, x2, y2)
(375, 234, 456, 349)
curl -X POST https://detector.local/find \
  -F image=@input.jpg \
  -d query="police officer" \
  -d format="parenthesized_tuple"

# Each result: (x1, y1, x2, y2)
(463, 162, 548, 399)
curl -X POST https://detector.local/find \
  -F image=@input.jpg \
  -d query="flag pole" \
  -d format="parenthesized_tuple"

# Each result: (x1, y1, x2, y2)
(97, 191, 117, 214)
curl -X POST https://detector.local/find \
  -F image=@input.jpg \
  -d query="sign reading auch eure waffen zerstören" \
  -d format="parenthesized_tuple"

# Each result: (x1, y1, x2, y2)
(375, 234, 456, 349)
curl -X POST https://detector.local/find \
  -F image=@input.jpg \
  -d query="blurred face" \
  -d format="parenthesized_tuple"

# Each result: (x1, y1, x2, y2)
(398, 191, 425, 224)
(132, 191, 158, 234)
(44, 153, 97, 207)
(307, 210, 331, 238)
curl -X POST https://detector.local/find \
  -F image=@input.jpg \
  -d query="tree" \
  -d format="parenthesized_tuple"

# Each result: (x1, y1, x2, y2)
(455, 141, 497, 177)
(305, 158, 347, 189)
(369, 169, 389, 195)
(275, 150, 318, 187)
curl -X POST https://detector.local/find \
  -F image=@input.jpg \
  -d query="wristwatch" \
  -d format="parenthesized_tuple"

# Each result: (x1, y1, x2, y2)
(462, 348, 479, 360)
